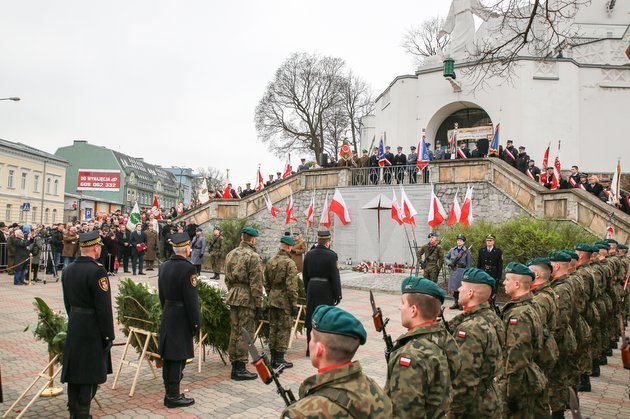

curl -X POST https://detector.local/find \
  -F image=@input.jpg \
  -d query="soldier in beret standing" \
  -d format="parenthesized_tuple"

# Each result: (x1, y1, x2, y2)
(225, 226, 264, 380)
(61, 231, 115, 418)
(385, 277, 461, 418)
(303, 230, 342, 356)
(416, 232, 444, 283)
(207, 226, 224, 279)
(157, 232, 200, 408)
(281, 306, 392, 418)
(449, 268, 505, 418)
(264, 235, 299, 369)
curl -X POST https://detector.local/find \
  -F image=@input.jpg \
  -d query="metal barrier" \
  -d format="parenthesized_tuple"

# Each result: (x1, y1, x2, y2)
(348, 165, 429, 186)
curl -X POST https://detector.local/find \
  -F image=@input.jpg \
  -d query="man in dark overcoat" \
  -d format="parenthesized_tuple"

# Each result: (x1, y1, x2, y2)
(61, 231, 115, 418)
(477, 234, 503, 282)
(157, 232, 200, 408)
(302, 230, 342, 356)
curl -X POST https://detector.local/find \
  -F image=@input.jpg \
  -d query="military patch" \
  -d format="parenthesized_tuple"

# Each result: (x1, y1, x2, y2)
(399, 357, 411, 367)
(98, 277, 109, 292)
(191, 274, 198, 287)
(457, 330, 467, 339)
(509, 318, 518, 325)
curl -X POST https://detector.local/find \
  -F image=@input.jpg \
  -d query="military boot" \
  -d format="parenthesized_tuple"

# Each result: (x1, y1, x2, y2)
(164, 383, 195, 408)
(272, 351, 293, 369)
(74, 403, 92, 419)
(591, 360, 600, 377)
(578, 374, 591, 392)
(231, 361, 257, 381)
(213, 272, 220, 279)
(609, 340, 618, 350)
(551, 410, 565, 419)
(598, 354, 607, 365)
(449, 292, 460, 310)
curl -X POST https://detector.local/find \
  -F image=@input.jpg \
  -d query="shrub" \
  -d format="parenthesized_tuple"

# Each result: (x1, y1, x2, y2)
(218, 219, 261, 256)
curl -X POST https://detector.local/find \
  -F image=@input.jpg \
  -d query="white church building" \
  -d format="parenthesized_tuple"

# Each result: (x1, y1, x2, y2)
(362, 0, 630, 173)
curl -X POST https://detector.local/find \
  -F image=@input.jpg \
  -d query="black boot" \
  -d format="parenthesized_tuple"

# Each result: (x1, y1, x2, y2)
(231, 361, 257, 381)
(75, 403, 92, 419)
(272, 351, 293, 369)
(606, 347, 613, 356)
(164, 383, 195, 408)
(578, 374, 591, 392)
(591, 360, 600, 377)
(551, 410, 565, 419)
(610, 340, 618, 350)
(449, 292, 460, 310)
(213, 273, 220, 279)
(598, 354, 607, 365)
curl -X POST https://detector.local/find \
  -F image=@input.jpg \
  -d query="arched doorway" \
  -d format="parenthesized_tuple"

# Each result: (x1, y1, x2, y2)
(425, 102, 493, 154)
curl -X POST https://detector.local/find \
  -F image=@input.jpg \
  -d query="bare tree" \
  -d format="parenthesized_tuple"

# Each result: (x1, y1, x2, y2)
(461, 0, 591, 88)
(193, 167, 225, 196)
(341, 70, 374, 155)
(323, 104, 348, 160)
(402, 17, 450, 65)
(255, 53, 346, 164)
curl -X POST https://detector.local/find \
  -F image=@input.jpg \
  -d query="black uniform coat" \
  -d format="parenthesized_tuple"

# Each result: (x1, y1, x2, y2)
(302, 244, 342, 329)
(157, 255, 200, 360)
(61, 256, 115, 384)
(477, 246, 503, 281)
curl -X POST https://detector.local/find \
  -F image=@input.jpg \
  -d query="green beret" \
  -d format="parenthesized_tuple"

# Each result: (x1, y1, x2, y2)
(593, 243, 608, 251)
(574, 243, 593, 253)
(618, 244, 628, 250)
(562, 250, 579, 260)
(242, 226, 259, 237)
(549, 251, 571, 262)
(401, 277, 446, 303)
(280, 236, 295, 246)
(604, 239, 618, 245)
(427, 232, 437, 238)
(527, 257, 552, 270)
(504, 262, 535, 279)
(595, 241, 610, 249)
(311, 306, 366, 345)
(461, 268, 495, 288)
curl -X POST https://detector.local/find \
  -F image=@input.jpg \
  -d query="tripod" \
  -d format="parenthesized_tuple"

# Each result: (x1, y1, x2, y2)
(41, 241, 59, 284)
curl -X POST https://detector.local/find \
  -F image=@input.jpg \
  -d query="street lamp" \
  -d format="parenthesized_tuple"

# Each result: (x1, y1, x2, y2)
(0, 97, 20, 101)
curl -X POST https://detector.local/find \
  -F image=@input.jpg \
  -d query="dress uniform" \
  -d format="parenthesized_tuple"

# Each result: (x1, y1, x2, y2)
(393, 146, 407, 184)
(224, 226, 264, 380)
(281, 306, 392, 418)
(61, 231, 115, 419)
(207, 227, 224, 279)
(383, 146, 395, 184)
(477, 235, 503, 282)
(407, 146, 418, 184)
(303, 231, 342, 354)
(416, 232, 444, 283)
(264, 235, 299, 369)
(157, 232, 200, 408)
(385, 277, 460, 418)
(449, 269, 505, 418)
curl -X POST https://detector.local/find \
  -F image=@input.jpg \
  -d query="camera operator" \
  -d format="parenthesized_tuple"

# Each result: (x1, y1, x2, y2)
(50, 223, 64, 271)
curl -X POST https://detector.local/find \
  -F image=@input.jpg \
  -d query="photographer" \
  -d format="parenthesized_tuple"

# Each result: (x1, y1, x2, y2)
(29, 226, 45, 282)
(13, 229, 31, 285)
(50, 223, 64, 271)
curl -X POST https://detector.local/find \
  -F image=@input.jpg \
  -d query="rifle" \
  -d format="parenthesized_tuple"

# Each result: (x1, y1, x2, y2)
(447, 245, 473, 270)
(489, 290, 502, 317)
(440, 307, 451, 334)
(241, 327, 296, 406)
(370, 291, 394, 362)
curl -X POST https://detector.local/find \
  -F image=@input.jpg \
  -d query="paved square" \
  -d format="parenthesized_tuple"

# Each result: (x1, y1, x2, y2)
(1, 270, 628, 418)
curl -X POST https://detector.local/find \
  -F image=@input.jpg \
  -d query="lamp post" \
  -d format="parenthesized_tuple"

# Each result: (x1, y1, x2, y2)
(0, 97, 20, 101)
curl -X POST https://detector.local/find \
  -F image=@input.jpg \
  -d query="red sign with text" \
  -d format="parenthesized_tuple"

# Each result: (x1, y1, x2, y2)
(77, 169, 121, 191)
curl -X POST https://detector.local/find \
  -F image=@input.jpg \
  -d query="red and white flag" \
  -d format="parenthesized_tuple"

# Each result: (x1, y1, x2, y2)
(460, 186, 473, 226)
(540, 142, 550, 184)
(282, 153, 292, 179)
(285, 189, 297, 224)
(264, 193, 280, 218)
(400, 186, 417, 226)
(610, 159, 621, 205)
(447, 191, 461, 226)
(428, 185, 447, 227)
(255, 167, 264, 191)
(391, 190, 403, 225)
(329, 188, 351, 225)
(550, 141, 561, 190)
(606, 225, 614, 240)
(320, 193, 331, 228)
(151, 195, 162, 219)
(304, 192, 315, 228)
(456, 147, 468, 159)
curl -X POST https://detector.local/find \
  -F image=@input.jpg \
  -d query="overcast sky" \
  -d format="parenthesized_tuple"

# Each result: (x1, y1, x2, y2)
(0, 0, 449, 187)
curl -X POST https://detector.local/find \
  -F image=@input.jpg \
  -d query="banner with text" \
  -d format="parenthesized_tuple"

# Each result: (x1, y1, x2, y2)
(77, 169, 121, 191)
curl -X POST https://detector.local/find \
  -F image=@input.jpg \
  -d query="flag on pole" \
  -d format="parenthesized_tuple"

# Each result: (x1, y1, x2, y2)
(448, 129, 457, 159)
(550, 140, 561, 190)
(391, 190, 403, 225)
(400, 186, 417, 226)
(417, 133, 430, 171)
(198, 179, 210, 204)
(285, 189, 297, 224)
(282, 154, 292, 179)
(489, 123, 500, 156)
(610, 159, 621, 205)
(177, 189, 185, 214)
(460, 186, 474, 226)
(447, 190, 461, 226)
(304, 192, 315, 228)
(378, 137, 390, 167)
(428, 186, 447, 227)
(151, 195, 162, 219)
(605, 225, 614, 240)
(329, 188, 351, 225)
(320, 193, 331, 228)
(255, 167, 264, 191)
(540, 142, 550, 184)
(126, 202, 141, 231)
(264, 193, 280, 218)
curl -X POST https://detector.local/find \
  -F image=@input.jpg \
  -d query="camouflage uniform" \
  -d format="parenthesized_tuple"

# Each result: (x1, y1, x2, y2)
(281, 361, 392, 418)
(207, 234, 224, 276)
(590, 259, 608, 361)
(385, 322, 461, 418)
(548, 275, 577, 413)
(264, 249, 298, 352)
(417, 243, 444, 283)
(500, 294, 546, 419)
(225, 241, 264, 362)
(448, 302, 505, 418)
(530, 281, 559, 418)
(566, 268, 593, 386)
